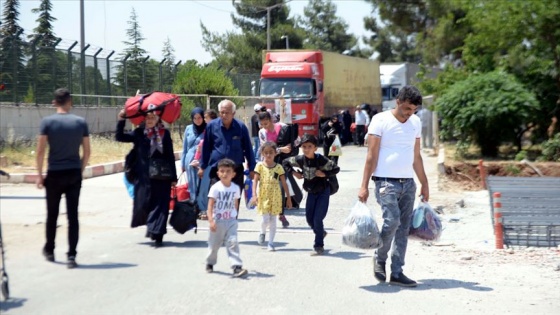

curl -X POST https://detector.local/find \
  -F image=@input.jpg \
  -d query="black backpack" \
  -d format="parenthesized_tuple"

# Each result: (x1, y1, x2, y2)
(124, 147, 137, 183)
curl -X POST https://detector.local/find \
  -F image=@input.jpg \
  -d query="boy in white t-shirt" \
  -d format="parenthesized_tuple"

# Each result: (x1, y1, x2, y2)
(206, 158, 247, 278)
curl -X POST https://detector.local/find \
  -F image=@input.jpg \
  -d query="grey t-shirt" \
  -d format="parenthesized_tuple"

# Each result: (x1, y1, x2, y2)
(40, 113, 89, 171)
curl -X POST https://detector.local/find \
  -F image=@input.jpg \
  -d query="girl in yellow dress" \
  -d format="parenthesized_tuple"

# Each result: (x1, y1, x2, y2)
(251, 142, 292, 251)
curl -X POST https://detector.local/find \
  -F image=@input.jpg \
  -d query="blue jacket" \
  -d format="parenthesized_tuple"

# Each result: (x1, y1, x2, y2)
(200, 118, 255, 171)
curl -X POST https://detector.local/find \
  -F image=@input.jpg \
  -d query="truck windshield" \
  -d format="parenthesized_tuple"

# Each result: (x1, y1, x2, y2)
(260, 79, 313, 99)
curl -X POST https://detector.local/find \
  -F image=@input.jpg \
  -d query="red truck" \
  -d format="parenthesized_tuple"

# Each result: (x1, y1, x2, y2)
(258, 50, 381, 137)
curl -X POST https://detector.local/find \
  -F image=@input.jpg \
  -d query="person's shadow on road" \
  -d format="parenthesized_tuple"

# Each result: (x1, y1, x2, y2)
(0, 297, 27, 312)
(325, 250, 370, 260)
(360, 278, 493, 293)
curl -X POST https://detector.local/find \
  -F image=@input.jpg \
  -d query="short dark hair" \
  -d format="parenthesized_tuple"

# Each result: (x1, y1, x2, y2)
(217, 158, 236, 170)
(258, 111, 272, 121)
(260, 141, 278, 154)
(205, 109, 218, 120)
(54, 88, 72, 105)
(300, 134, 318, 146)
(396, 85, 422, 106)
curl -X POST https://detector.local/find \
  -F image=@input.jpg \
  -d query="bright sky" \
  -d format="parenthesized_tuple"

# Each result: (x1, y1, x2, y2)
(14, 0, 373, 63)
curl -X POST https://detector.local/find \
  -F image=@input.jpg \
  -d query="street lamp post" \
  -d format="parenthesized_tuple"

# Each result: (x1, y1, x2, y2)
(281, 35, 289, 49)
(233, 0, 286, 50)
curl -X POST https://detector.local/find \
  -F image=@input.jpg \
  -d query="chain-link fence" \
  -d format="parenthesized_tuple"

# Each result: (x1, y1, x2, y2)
(0, 40, 181, 106)
(0, 37, 260, 107)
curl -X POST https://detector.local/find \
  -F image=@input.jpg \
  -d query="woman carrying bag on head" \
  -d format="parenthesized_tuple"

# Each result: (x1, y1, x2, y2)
(116, 107, 177, 247)
(180, 108, 206, 202)
(321, 114, 343, 165)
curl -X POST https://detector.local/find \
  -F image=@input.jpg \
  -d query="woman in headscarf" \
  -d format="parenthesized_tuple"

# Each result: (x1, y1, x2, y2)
(116, 108, 177, 247)
(341, 109, 352, 145)
(181, 107, 207, 204)
(321, 114, 343, 165)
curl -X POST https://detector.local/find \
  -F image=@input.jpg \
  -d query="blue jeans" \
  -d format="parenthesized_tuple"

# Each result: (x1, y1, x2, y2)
(305, 186, 330, 248)
(252, 136, 261, 162)
(373, 177, 416, 276)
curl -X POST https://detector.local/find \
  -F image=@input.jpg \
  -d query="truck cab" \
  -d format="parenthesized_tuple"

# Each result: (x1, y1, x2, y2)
(259, 51, 325, 137)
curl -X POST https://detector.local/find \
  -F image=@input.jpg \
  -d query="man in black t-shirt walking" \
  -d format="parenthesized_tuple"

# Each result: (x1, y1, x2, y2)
(35, 88, 91, 268)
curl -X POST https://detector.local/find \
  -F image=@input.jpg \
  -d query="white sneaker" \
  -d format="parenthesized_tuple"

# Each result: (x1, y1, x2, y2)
(258, 234, 265, 245)
(267, 243, 275, 252)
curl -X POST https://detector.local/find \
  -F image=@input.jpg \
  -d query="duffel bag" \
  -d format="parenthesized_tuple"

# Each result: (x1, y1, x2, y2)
(124, 92, 182, 125)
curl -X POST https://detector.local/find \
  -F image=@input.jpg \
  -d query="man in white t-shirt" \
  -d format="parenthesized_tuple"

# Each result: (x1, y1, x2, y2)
(354, 105, 370, 147)
(358, 85, 429, 288)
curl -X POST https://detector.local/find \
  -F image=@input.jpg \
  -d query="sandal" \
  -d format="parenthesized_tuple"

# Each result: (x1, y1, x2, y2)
(198, 212, 208, 220)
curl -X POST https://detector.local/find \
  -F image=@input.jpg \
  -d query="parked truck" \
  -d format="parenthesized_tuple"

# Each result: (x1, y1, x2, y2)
(380, 62, 440, 111)
(257, 50, 381, 137)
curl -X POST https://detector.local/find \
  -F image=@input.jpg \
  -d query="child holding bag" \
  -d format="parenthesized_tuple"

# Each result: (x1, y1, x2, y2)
(251, 142, 292, 251)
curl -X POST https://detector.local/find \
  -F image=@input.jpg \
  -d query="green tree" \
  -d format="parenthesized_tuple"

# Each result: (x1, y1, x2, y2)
(160, 37, 176, 92)
(114, 8, 156, 95)
(172, 60, 239, 124)
(29, 0, 58, 46)
(201, 0, 304, 71)
(298, 0, 356, 53)
(435, 71, 539, 157)
(0, 0, 27, 102)
(363, 0, 469, 65)
(461, 0, 560, 138)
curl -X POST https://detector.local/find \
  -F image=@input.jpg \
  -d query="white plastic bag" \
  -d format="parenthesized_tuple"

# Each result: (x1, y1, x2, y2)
(342, 202, 382, 249)
(409, 201, 442, 241)
(328, 135, 342, 157)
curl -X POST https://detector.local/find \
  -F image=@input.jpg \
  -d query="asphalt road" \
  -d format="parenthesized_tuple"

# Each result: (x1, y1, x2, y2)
(0, 146, 558, 314)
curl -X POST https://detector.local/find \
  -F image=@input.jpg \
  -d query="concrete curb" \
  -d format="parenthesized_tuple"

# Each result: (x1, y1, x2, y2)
(0, 151, 182, 184)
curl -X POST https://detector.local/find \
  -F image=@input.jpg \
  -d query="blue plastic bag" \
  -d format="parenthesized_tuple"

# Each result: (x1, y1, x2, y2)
(123, 173, 134, 199)
(409, 201, 442, 241)
(243, 169, 255, 210)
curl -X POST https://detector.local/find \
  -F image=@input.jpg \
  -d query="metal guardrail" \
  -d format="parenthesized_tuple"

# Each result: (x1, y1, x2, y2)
(487, 176, 560, 247)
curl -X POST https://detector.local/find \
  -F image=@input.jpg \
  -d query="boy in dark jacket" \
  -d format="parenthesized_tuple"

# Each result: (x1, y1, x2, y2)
(282, 135, 340, 255)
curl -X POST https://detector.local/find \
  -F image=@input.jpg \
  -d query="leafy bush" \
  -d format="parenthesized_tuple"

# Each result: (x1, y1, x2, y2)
(514, 150, 527, 161)
(539, 133, 560, 161)
(172, 60, 239, 125)
(435, 71, 539, 157)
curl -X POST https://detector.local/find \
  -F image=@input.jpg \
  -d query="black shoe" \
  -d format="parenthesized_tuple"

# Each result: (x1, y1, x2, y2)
(145, 231, 153, 239)
(323, 231, 328, 239)
(389, 273, 417, 287)
(311, 247, 324, 256)
(67, 256, 78, 269)
(232, 266, 248, 278)
(279, 215, 290, 228)
(42, 249, 54, 262)
(154, 240, 163, 248)
(206, 264, 213, 273)
(373, 261, 386, 282)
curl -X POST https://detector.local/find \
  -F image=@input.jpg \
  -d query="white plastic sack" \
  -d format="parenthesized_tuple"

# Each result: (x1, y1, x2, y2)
(409, 201, 443, 241)
(342, 202, 382, 249)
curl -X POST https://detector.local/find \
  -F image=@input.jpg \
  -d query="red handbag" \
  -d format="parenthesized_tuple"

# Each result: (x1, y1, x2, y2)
(175, 172, 190, 201)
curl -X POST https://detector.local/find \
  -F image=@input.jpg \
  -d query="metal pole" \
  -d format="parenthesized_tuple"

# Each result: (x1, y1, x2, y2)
(123, 54, 131, 96)
(80, 44, 90, 105)
(67, 41, 78, 90)
(159, 58, 166, 91)
(52, 38, 62, 93)
(142, 55, 150, 93)
(80, 0, 85, 103)
(93, 48, 103, 102)
(106, 51, 115, 99)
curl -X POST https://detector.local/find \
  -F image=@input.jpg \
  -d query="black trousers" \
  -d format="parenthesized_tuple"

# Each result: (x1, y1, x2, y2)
(44, 169, 82, 257)
(356, 125, 366, 146)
